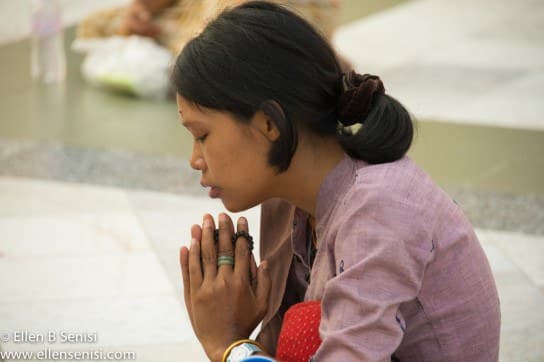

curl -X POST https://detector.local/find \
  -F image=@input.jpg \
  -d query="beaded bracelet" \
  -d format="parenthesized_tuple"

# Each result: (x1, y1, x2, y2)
(213, 229, 254, 251)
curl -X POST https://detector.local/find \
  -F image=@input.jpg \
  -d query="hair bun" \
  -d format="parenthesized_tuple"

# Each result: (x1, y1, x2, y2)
(337, 71, 385, 126)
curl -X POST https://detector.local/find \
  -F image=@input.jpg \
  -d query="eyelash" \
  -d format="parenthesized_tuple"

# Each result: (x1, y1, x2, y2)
(196, 134, 208, 143)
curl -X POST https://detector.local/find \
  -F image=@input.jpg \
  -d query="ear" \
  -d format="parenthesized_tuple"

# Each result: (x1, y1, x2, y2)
(252, 101, 284, 142)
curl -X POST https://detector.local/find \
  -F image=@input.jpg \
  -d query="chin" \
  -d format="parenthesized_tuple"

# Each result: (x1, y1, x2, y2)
(221, 197, 260, 213)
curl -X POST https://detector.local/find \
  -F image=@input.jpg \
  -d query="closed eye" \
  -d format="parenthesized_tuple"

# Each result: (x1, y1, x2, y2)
(195, 134, 208, 143)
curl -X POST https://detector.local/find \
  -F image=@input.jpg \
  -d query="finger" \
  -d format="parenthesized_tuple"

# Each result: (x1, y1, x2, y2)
(233, 217, 251, 282)
(201, 214, 217, 281)
(250, 253, 258, 293)
(191, 224, 202, 242)
(255, 260, 272, 319)
(179, 246, 195, 329)
(184, 224, 202, 329)
(188, 237, 203, 289)
(190, 224, 203, 275)
(217, 213, 235, 276)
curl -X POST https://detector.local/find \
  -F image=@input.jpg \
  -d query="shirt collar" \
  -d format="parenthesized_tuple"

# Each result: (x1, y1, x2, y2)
(290, 154, 359, 256)
(315, 154, 358, 236)
(291, 208, 309, 264)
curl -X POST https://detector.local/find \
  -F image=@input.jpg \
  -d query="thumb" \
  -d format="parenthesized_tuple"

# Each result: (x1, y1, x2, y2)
(255, 260, 271, 318)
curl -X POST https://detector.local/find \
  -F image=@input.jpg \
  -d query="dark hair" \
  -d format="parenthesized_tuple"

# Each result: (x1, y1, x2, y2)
(172, 1, 413, 172)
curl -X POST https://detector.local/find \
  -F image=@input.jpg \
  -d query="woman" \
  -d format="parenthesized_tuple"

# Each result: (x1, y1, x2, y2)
(176, 2, 501, 361)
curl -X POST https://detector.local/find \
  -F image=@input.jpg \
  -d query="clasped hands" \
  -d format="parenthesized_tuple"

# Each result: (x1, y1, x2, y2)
(180, 213, 271, 362)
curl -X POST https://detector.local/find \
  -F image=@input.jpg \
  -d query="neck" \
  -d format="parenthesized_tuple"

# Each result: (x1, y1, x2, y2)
(272, 135, 345, 216)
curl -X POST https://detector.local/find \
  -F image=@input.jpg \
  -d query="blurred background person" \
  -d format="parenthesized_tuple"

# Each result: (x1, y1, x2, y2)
(77, 0, 342, 56)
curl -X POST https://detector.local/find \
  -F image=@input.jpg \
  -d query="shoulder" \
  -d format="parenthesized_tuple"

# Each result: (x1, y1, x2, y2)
(341, 157, 443, 219)
(353, 157, 435, 198)
(329, 157, 447, 257)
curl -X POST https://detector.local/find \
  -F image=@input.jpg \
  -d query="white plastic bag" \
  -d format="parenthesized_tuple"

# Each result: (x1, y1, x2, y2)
(72, 36, 173, 99)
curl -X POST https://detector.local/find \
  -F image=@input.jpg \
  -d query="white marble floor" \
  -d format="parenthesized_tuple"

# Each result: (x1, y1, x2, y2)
(0, 177, 261, 362)
(333, 0, 544, 131)
(1, 176, 543, 361)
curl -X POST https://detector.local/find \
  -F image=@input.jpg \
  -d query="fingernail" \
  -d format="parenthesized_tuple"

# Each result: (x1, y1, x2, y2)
(239, 217, 247, 226)
(203, 218, 212, 228)
(191, 238, 198, 247)
(219, 213, 227, 223)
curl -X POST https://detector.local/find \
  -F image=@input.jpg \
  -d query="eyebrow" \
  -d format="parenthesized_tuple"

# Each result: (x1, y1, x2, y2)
(178, 110, 189, 126)
(178, 112, 200, 128)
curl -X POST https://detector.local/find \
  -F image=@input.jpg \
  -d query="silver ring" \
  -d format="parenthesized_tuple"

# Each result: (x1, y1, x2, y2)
(217, 255, 235, 266)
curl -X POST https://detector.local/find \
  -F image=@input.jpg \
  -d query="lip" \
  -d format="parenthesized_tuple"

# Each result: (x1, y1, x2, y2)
(200, 181, 222, 199)
(208, 186, 222, 199)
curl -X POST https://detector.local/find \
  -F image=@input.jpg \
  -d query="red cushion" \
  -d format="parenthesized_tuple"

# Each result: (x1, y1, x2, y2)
(276, 300, 322, 362)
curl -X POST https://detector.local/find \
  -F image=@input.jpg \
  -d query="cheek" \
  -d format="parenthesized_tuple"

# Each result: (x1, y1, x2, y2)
(204, 124, 273, 184)
(201, 140, 240, 178)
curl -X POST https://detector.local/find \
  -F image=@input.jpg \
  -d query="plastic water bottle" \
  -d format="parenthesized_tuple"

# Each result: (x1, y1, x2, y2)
(31, 0, 66, 83)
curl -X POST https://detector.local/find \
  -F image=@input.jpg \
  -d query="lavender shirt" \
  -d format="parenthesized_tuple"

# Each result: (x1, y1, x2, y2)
(257, 155, 500, 361)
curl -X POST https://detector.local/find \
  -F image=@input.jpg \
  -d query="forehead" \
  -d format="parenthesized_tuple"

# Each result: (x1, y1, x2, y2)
(176, 94, 245, 130)
(177, 94, 203, 117)
(176, 95, 215, 130)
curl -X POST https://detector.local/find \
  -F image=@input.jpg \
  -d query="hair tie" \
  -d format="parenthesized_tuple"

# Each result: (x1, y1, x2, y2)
(337, 71, 385, 126)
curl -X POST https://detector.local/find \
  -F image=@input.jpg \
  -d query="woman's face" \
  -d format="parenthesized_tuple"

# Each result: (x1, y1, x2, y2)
(177, 94, 278, 212)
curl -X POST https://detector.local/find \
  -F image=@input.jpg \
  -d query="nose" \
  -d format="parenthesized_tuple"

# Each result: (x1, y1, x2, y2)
(189, 142, 206, 171)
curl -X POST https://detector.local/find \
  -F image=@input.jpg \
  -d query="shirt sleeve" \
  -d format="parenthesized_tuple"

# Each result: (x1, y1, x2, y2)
(312, 198, 434, 361)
